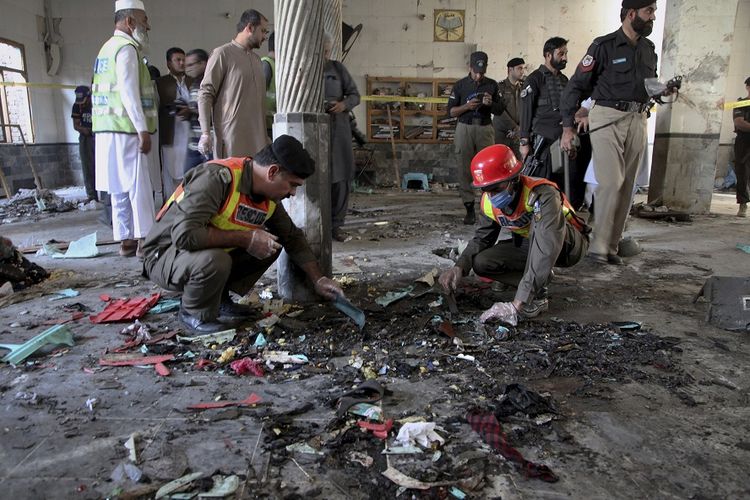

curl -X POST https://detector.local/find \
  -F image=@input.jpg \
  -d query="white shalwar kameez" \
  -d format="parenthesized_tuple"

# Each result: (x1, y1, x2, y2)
(94, 30, 155, 242)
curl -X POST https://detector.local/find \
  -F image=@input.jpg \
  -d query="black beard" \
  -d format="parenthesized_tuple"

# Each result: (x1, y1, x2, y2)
(552, 58, 567, 71)
(632, 16, 653, 37)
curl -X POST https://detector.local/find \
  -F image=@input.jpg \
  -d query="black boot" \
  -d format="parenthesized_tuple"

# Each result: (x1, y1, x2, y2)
(463, 202, 476, 225)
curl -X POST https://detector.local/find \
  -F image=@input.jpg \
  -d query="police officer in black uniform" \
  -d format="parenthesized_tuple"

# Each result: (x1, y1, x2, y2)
(448, 51, 506, 224)
(560, 0, 661, 265)
(733, 76, 750, 217)
(519, 37, 584, 207)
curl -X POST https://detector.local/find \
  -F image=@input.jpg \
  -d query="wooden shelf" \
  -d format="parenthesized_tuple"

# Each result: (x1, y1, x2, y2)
(365, 75, 456, 144)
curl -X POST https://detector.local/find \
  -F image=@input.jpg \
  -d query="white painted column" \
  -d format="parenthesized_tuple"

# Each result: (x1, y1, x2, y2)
(274, 0, 332, 301)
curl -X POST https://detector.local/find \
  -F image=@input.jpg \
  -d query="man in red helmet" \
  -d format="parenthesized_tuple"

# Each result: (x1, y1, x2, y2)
(438, 144, 590, 325)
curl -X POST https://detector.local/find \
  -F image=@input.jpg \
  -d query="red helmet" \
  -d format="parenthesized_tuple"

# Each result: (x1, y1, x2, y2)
(471, 144, 522, 188)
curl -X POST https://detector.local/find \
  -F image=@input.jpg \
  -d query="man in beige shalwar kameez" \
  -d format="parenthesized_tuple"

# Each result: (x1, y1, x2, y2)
(198, 9, 270, 159)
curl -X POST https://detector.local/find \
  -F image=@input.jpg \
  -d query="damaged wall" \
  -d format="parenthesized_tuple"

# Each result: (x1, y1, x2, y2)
(649, 0, 741, 213)
(717, 0, 750, 175)
(343, 0, 628, 129)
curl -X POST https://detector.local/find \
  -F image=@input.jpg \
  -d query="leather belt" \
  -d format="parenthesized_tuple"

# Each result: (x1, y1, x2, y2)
(597, 100, 650, 113)
(460, 117, 491, 126)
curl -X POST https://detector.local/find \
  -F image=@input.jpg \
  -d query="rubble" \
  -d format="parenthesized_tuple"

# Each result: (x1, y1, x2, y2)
(0, 188, 76, 223)
(0, 236, 49, 291)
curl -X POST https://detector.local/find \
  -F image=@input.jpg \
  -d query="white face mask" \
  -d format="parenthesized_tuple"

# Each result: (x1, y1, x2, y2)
(133, 25, 150, 53)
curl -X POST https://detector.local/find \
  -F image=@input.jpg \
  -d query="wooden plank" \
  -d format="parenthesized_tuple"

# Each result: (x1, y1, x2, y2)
(0, 162, 12, 199)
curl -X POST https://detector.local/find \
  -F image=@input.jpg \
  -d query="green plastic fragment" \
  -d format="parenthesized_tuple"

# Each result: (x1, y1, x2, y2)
(0, 324, 75, 365)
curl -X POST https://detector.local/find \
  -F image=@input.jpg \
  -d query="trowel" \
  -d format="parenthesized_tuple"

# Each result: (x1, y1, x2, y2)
(334, 294, 366, 330)
(444, 291, 459, 314)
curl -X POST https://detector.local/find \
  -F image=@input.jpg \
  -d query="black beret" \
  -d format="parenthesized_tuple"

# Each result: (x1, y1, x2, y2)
(622, 0, 655, 9)
(507, 57, 525, 68)
(745, 76, 750, 86)
(272, 135, 315, 179)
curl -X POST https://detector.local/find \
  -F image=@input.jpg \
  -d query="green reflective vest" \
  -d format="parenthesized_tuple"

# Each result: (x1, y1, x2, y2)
(260, 55, 276, 129)
(91, 35, 157, 134)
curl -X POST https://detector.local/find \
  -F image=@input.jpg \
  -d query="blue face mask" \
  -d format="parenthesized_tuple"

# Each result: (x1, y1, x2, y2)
(490, 190, 514, 210)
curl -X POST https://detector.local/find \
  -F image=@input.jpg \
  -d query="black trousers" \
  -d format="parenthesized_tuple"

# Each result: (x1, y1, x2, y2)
(735, 135, 750, 204)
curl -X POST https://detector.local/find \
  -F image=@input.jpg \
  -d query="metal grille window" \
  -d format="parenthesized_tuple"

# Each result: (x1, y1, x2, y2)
(0, 38, 34, 143)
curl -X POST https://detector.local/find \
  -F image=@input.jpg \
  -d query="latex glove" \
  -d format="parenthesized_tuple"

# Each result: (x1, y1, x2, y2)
(315, 276, 343, 300)
(480, 301, 518, 326)
(438, 266, 462, 293)
(245, 230, 281, 259)
(197, 133, 212, 156)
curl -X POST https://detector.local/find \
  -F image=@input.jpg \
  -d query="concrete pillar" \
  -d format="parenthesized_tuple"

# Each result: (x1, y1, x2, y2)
(323, 0, 343, 61)
(274, 0, 332, 302)
(648, 0, 740, 213)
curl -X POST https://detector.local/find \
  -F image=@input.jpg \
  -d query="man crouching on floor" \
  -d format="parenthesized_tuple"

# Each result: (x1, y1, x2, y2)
(438, 144, 590, 326)
(141, 135, 343, 333)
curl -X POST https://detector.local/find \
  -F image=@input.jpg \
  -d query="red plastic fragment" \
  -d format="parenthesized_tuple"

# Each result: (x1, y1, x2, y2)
(437, 320, 455, 338)
(113, 330, 178, 353)
(195, 358, 215, 370)
(154, 362, 171, 376)
(90, 293, 161, 323)
(357, 418, 394, 439)
(187, 393, 262, 410)
(99, 354, 174, 366)
(100, 294, 111, 302)
(229, 357, 264, 377)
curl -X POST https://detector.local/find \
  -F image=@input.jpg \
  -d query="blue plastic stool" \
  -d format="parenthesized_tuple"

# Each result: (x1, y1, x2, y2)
(401, 172, 430, 191)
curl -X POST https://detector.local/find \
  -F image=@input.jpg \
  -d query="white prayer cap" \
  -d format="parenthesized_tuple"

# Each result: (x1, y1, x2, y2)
(115, 0, 145, 12)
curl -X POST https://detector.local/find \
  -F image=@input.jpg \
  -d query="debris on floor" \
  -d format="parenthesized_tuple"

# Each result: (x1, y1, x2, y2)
(0, 324, 75, 364)
(0, 236, 50, 292)
(0, 188, 76, 223)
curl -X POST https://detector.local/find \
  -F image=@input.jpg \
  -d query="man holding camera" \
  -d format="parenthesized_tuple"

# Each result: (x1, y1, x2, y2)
(156, 47, 193, 199)
(448, 51, 506, 225)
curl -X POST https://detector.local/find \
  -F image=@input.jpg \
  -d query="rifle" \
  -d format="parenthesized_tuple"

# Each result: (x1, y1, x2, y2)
(521, 135, 548, 177)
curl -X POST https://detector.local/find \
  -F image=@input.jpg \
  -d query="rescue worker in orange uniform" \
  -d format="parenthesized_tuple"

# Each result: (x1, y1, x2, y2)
(142, 135, 343, 333)
(438, 144, 590, 325)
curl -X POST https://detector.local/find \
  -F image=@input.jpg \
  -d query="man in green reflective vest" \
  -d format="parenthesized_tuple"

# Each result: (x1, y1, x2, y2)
(92, 0, 158, 258)
(261, 32, 276, 139)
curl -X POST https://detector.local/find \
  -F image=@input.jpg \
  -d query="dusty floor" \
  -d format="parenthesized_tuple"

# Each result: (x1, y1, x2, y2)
(0, 187, 748, 499)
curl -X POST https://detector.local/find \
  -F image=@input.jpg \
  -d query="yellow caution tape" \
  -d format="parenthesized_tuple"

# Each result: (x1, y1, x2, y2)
(723, 99, 750, 110)
(362, 95, 448, 104)
(0, 81, 79, 89)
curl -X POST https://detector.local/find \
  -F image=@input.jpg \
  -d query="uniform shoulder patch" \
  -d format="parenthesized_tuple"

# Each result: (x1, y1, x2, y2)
(579, 54, 595, 73)
(219, 167, 233, 184)
(533, 200, 542, 222)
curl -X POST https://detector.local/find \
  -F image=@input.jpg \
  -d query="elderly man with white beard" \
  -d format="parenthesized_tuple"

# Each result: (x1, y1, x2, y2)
(92, 0, 157, 258)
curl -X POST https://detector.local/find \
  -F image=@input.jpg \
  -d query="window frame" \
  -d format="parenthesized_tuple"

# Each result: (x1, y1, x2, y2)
(0, 37, 34, 144)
